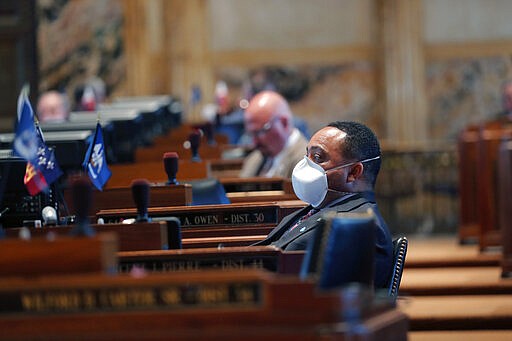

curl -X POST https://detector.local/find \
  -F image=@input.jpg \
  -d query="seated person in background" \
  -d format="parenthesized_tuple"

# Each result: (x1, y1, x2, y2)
(73, 77, 106, 111)
(253, 121, 393, 288)
(239, 90, 308, 178)
(36, 90, 70, 123)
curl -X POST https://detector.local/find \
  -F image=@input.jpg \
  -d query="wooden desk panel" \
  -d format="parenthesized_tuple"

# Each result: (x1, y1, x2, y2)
(117, 246, 305, 274)
(476, 125, 512, 251)
(107, 161, 210, 188)
(401, 267, 512, 295)
(5, 222, 169, 252)
(135, 143, 223, 163)
(65, 184, 193, 215)
(400, 294, 512, 331)
(0, 233, 117, 277)
(457, 126, 480, 244)
(106, 159, 245, 188)
(97, 201, 306, 227)
(0, 270, 408, 340)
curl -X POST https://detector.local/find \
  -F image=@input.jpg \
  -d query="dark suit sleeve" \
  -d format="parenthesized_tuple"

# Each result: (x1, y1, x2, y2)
(279, 230, 316, 250)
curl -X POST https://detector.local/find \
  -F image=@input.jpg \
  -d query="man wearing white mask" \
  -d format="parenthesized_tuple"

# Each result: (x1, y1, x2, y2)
(253, 121, 393, 288)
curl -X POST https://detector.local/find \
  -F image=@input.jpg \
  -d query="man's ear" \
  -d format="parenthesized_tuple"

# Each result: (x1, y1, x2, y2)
(347, 163, 364, 182)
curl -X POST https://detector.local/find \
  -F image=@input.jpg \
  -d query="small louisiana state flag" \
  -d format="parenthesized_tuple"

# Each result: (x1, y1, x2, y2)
(13, 86, 63, 195)
(83, 122, 111, 190)
(23, 127, 63, 196)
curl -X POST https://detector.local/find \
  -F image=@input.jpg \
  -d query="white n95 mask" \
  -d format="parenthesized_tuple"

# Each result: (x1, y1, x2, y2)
(292, 156, 329, 207)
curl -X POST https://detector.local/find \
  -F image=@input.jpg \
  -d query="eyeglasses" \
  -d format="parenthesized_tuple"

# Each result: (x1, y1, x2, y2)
(248, 117, 279, 138)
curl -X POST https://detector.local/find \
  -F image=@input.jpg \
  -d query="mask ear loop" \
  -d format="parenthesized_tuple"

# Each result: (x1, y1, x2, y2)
(325, 155, 381, 193)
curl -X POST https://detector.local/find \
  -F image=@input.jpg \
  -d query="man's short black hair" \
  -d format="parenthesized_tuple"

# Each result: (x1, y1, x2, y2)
(327, 121, 381, 186)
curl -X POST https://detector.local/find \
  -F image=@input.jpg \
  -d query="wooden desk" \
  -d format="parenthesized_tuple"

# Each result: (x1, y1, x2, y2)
(107, 160, 210, 188)
(97, 201, 305, 227)
(0, 233, 117, 277)
(0, 270, 408, 340)
(401, 266, 512, 295)
(106, 159, 245, 188)
(5, 222, 169, 252)
(117, 246, 305, 274)
(409, 330, 512, 341)
(400, 294, 512, 331)
(94, 201, 305, 248)
(65, 184, 193, 215)
(152, 123, 229, 146)
(498, 138, 512, 277)
(222, 177, 298, 203)
(405, 237, 501, 268)
(475, 124, 512, 250)
(135, 142, 223, 163)
(457, 125, 480, 244)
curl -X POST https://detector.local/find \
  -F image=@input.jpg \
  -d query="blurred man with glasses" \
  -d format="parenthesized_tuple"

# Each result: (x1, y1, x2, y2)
(239, 90, 308, 178)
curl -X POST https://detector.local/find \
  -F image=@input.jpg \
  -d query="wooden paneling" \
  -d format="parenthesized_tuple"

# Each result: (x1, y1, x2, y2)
(377, 0, 428, 143)
(211, 45, 375, 68)
(122, 0, 170, 96)
(426, 40, 512, 61)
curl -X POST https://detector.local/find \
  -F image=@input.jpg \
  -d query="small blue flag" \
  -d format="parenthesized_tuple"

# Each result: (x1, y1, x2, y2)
(13, 87, 39, 167)
(34, 125, 63, 186)
(13, 86, 63, 195)
(190, 85, 202, 106)
(83, 122, 111, 190)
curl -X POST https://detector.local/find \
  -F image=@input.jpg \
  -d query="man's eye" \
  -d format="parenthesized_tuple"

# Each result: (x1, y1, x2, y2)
(312, 153, 323, 163)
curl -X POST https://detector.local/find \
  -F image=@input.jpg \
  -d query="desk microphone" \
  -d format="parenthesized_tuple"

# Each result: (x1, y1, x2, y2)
(131, 179, 150, 222)
(202, 122, 216, 145)
(163, 152, 179, 185)
(189, 130, 202, 162)
(42, 206, 58, 226)
(69, 177, 95, 237)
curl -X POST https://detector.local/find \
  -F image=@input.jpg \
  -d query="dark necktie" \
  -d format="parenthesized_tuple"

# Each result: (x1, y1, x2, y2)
(257, 157, 273, 176)
(287, 208, 319, 234)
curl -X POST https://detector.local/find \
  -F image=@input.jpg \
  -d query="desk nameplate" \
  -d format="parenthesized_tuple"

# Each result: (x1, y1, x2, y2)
(119, 255, 275, 273)
(0, 281, 262, 316)
(100, 206, 279, 227)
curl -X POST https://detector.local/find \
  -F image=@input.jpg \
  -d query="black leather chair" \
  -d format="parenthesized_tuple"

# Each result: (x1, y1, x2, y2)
(387, 236, 408, 298)
(300, 211, 376, 290)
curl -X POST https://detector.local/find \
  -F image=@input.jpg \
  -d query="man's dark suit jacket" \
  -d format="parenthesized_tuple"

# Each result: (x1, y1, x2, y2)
(253, 192, 393, 288)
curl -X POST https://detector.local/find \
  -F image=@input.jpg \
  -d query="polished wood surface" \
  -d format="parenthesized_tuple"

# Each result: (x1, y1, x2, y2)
(0, 233, 117, 277)
(401, 267, 512, 295)
(65, 184, 193, 215)
(5, 222, 169, 252)
(0, 269, 408, 340)
(118, 246, 305, 274)
(457, 125, 480, 244)
(400, 295, 512, 331)
(405, 237, 500, 268)
(409, 330, 512, 341)
(96, 200, 306, 226)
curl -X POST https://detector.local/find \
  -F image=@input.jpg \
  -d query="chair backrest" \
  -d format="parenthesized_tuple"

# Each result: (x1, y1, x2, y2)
(188, 178, 231, 205)
(388, 236, 408, 298)
(300, 211, 376, 290)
